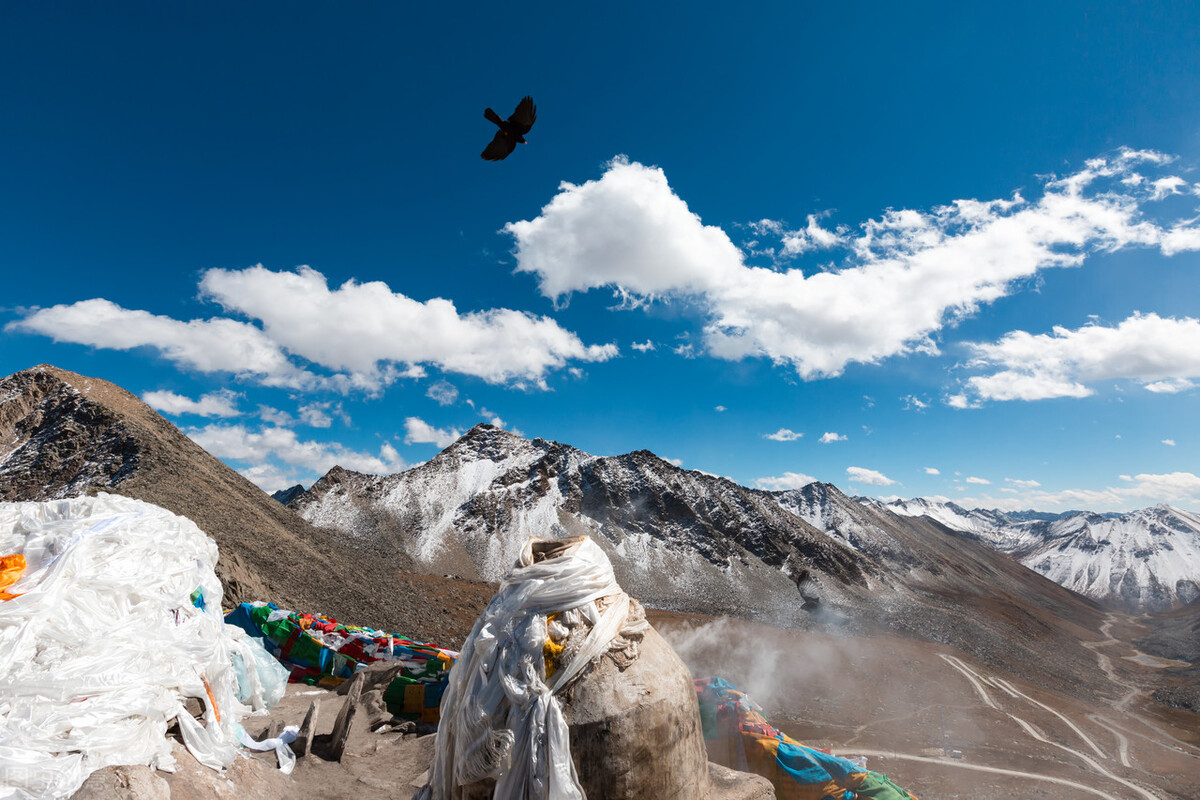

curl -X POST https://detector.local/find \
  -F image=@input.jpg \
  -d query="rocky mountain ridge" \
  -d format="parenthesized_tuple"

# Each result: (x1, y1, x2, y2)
(292, 425, 866, 622)
(876, 496, 1200, 611)
(0, 365, 494, 645)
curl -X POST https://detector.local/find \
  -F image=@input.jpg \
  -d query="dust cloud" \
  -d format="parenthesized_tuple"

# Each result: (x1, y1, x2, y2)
(660, 616, 850, 720)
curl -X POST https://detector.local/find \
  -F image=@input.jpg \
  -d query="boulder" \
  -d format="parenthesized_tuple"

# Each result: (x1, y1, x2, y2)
(557, 625, 710, 799)
(72, 766, 170, 800)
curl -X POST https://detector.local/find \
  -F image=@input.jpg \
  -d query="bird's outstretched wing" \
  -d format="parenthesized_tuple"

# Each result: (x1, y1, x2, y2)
(481, 129, 516, 160)
(484, 107, 505, 127)
(507, 96, 536, 135)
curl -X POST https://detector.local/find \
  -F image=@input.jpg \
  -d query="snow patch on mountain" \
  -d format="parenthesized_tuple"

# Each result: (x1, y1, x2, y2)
(870, 496, 1200, 611)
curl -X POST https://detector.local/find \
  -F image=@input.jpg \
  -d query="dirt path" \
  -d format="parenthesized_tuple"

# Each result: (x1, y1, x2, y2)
(1088, 714, 1132, 768)
(1082, 614, 1140, 711)
(832, 748, 1127, 800)
(937, 652, 1163, 800)
(987, 676, 1107, 759)
(1082, 613, 1200, 759)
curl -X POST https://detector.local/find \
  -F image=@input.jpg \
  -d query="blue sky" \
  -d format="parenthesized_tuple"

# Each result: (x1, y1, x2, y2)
(3, 2, 1200, 511)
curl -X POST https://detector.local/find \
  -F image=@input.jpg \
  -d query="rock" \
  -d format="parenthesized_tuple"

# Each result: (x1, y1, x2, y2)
(707, 762, 776, 800)
(336, 661, 410, 731)
(328, 670, 363, 762)
(72, 765, 170, 800)
(295, 699, 320, 757)
(183, 697, 204, 719)
(160, 740, 292, 800)
(558, 625, 711, 799)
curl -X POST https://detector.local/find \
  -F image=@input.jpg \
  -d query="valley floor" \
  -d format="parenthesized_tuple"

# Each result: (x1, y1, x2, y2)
(653, 611, 1200, 800)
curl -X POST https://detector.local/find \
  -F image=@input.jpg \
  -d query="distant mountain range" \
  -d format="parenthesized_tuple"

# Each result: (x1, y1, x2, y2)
(872, 497, 1200, 612)
(282, 423, 1113, 694)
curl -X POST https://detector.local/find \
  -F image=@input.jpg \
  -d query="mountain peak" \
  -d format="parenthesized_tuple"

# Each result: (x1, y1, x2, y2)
(453, 422, 526, 451)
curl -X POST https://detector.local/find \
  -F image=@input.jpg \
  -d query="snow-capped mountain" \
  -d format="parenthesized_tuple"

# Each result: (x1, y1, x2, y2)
(870, 496, 1200, 611)
(1018, 506, 1200, 611)
(869, 497, 1023, 541)
(291, 424, 872, 624)
(289, 424, 1114, 693)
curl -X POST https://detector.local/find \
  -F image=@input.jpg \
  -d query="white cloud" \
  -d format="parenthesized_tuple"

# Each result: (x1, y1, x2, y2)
(665, 457, 684, 467)
(198, 265, 618, 388)
(1150, 176, 1186, 201)
(764, 428, 803, 441)
(631, 340, 656, 352)
(1005, 478, 1041, 489)
(237, 463, 294, 493)
(9, 266, 618, 392)
(297, 401, 349, 428)
(506, 158, 744, 301)
(819, 432, 847, 443)
(403, 417, 463, 449)
(945, 393, 975, 409)
(966, 476, 991, 485)
(952, 470, 1200, 513)
(1119, 471, 1200, 502)
(780, 214, 846, 255)
(755, 471, 818, 490)
(1161, 222, 1200, 256)
(963, 313, 1200, 402)
(10, 299, 317, 388)
(1145, 378, 1195, 394)
(426, 380, 459, 406)
(1163, 439, 1176, 446)
(143, 388, 241, 418)
(846, 466, 896, 486)
(257, 405, 295, 426)
(187, 423, 405, 477)
(924, 467, 940, 475)
(298, 403, 331, 428)
(504, 150, 1188, 381)
(714, 405, 727, 412)
(902, 395, 928, 411)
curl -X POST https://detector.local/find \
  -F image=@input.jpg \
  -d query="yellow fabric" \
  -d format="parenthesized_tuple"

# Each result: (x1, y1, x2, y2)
(543, 612, 565, 678)
(403, 682, 426, 713)
(0, 553, 25, 601)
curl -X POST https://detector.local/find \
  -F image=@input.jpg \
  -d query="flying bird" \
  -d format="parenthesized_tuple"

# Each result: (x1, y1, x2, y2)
(481, 96, 536, 161)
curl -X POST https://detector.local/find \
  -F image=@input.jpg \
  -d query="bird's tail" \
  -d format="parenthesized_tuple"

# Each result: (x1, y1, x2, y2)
(484, 107, 504, 127)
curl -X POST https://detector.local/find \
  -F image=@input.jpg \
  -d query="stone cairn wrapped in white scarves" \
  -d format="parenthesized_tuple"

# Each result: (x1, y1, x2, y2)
(417, 535, 712, 800)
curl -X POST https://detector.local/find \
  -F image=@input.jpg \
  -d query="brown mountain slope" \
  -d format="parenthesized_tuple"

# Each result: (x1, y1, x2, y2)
(0, 365, 491, 645)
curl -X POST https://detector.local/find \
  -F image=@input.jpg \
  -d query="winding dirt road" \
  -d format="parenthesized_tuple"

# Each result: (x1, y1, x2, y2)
(935, 652, 1161, 800)
(840, 618, 1196, 800)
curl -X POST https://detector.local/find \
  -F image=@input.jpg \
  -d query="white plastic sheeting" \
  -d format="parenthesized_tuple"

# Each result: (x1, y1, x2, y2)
(235, 723, 299, 774)
(0, 494, 285, 800)
(421, 536, 645, 800)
